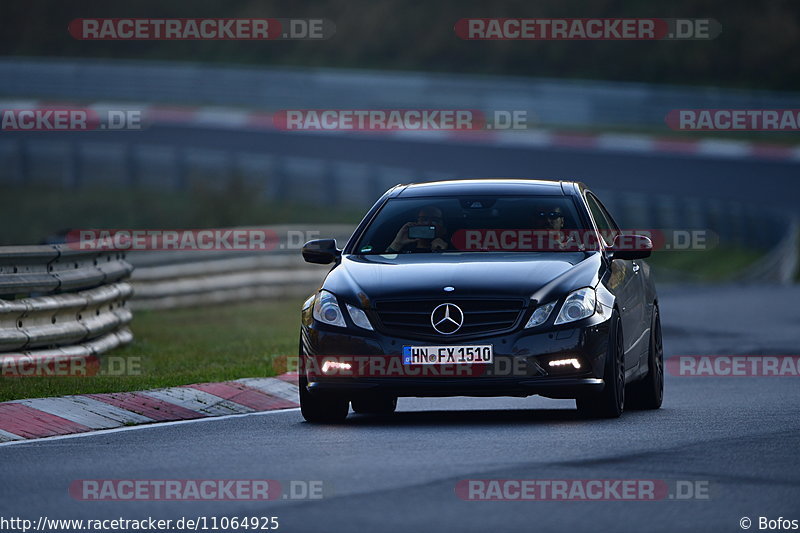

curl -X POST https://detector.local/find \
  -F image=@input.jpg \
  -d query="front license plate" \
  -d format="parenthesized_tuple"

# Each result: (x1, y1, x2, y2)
(403, 345, 493, 365)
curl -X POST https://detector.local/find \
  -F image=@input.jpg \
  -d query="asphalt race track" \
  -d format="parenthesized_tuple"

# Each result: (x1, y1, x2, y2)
(2, 284, 799, 533)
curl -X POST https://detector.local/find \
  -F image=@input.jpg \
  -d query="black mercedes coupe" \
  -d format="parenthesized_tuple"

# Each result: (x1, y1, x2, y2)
(298, 179, 663, 422)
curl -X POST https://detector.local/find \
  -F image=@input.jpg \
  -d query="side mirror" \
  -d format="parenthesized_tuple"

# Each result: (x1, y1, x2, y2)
(609, 234, 652, 260)
(302, 239, 341, 264)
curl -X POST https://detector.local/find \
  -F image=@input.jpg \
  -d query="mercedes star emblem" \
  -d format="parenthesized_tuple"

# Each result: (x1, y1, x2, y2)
(430, 303, 464, 335)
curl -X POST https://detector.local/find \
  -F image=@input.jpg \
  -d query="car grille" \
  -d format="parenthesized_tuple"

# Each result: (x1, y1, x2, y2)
(373, 298, 526, 338)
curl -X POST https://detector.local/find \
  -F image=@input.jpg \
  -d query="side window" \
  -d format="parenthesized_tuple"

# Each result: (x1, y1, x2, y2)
(592, 193, 620, 232)
(585, 193, 617, 247)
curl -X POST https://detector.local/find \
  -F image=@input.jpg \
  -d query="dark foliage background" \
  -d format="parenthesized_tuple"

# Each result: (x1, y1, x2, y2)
(0, 0, 797, 90)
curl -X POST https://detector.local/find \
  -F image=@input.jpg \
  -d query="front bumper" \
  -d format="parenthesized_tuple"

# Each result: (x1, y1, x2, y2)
(300, 311, 612, 400)
(307, 376, 604, 398)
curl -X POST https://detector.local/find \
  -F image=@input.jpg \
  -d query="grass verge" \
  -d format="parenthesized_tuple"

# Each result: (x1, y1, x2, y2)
(647, 246, 762, 282)
(0, 298, 303, 402)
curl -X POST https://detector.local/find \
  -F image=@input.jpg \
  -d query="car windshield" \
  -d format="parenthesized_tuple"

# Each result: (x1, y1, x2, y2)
(353, 196, 602, 254)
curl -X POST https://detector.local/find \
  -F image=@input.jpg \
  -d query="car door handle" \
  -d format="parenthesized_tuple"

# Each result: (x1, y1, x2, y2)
(632, 263, 640, 274)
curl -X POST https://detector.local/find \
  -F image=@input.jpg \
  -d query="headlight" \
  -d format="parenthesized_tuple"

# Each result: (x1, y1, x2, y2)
(525, 301, 556, 328)
(313, 290, 346, 327)
(346, 303, 374, 331)
(554, 287, 596, 325)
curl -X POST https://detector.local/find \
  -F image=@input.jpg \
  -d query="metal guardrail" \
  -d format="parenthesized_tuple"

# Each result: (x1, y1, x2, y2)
(130, 255, 326, 310)
(128, 225, 352, 310)
(0, 247, 134, 362)
(0, 245, 131, 297)
(739, 217, 800, 284)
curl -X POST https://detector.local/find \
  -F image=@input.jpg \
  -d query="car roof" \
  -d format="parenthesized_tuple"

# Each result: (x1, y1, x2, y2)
(394, 179, 578, 197)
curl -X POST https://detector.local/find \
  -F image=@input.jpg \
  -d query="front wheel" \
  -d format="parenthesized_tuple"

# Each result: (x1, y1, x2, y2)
(299, 376, 349, 423)
(627, 306, 664, 410)
(576, 311, 625, 419)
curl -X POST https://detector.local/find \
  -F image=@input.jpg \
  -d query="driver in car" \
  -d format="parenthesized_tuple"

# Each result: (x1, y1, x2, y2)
(534, 206, 580, 251)
(385, 206, 450, 253)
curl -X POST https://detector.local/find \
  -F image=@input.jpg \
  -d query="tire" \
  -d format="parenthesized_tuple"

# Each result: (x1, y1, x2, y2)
(298, 334, 350, 424)
(351, 396, 398, 415)
(576, 311, 625, 419)
(627, 306, 664, 410)
(299, 376, 350, 424)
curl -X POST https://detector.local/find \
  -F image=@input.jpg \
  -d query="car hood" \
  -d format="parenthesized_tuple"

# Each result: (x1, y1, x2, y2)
(322, 252, 603, 305)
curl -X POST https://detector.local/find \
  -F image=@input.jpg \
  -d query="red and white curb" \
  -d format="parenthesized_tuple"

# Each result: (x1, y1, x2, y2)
(0, 373, 299, 442)
(3, 100, 800, 163)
